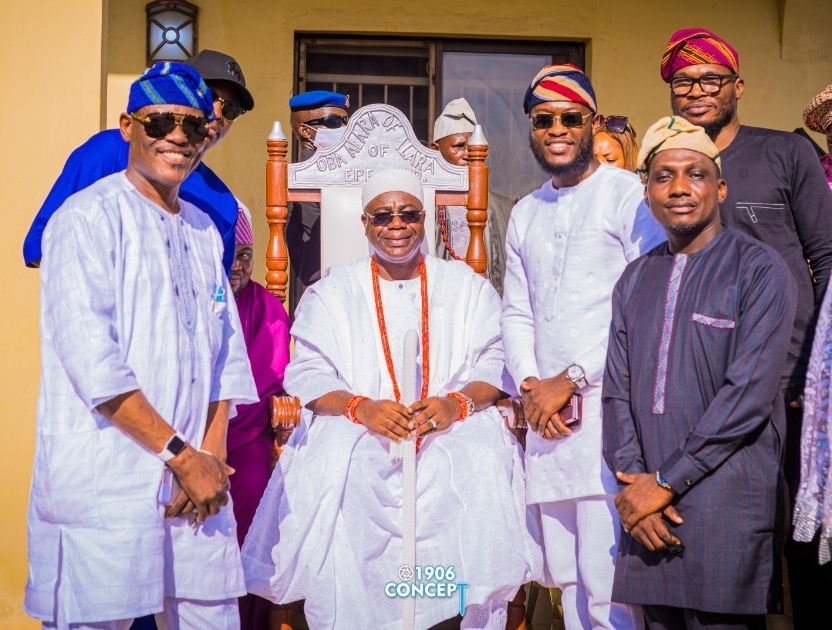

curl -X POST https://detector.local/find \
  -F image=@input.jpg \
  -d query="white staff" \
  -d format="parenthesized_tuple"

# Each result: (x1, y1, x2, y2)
(400, 328, 419, 630)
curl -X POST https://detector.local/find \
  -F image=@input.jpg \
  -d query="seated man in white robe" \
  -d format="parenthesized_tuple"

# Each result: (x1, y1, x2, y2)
(25, 62, 257, 630)
(242, 169, 542, 630)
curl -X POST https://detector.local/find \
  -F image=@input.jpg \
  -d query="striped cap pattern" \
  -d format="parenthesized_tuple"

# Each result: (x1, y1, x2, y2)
(523, 64, 597, 114)
(661, 28, 739, 82)
(127, 61, 215, 120)
(235, 202, 254, 246)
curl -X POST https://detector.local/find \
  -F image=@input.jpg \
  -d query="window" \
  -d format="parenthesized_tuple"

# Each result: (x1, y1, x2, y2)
(296, 36, 585, 200)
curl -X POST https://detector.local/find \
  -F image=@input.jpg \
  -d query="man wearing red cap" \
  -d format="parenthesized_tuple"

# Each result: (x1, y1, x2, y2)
(661, 27, 832, 628)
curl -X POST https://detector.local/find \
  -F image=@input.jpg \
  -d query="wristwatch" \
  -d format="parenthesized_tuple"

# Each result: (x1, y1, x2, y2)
(565, 364, 588, 389)
(157, 431, 188, 463)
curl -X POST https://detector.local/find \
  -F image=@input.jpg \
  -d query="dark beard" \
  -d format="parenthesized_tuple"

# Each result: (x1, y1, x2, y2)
(529, 131, 595, 179)
(701, 101, 735, 138)
(672, 94, 738, 140)
(664, 219, 710, 236)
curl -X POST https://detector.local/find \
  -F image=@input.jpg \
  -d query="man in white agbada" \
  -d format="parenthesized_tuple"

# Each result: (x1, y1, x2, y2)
(242, 169, 541, 629)
(500, 65, 665, 629)
(24, 62, 257, 630)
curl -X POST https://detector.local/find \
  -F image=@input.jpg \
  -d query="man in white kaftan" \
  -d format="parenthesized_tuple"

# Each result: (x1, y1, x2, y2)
(500, 65, 665, 629)
(243, 169, 541, 630)
(24, 62, 257, 629)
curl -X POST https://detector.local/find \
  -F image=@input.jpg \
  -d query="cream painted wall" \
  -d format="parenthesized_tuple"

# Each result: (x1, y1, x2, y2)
(1, 2, 105, 626)
(107, 0, 832, 284)
(1, 0, 829, 625)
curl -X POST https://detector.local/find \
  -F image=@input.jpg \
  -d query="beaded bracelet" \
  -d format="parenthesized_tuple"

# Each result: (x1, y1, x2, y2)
(446, 392, 474, 421)
(344, 395, 370, 424)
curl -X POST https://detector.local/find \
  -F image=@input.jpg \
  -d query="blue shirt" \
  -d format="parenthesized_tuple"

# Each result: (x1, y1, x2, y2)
(23, 129, 237, 274)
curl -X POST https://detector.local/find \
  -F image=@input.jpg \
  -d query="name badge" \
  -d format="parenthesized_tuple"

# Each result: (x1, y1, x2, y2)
(212, 285, 227, 314)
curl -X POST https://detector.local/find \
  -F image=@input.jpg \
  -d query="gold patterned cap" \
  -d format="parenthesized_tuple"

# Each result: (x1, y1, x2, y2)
(803, 85, 832, 134)
(637, 116, 721, 183)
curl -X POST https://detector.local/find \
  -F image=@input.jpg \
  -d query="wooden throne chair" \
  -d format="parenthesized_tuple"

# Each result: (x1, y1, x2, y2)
(263, 103, 532, 630)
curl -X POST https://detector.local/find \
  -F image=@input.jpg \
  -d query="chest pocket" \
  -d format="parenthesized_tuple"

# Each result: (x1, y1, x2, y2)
(692, 313, 735, 329)
(734, 202, 788, 227)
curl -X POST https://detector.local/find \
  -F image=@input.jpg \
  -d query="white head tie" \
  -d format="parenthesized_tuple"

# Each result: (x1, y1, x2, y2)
(433, 98, 477, 141)
(361, 169, 424, 209)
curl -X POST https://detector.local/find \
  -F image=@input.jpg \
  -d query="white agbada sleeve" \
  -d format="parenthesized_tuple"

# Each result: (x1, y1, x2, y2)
(42, 204, 140, 408)
(500, 211, 541, 390)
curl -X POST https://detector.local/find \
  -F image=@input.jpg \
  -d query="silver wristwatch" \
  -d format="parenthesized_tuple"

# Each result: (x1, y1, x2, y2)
(565, 364, 588, 389)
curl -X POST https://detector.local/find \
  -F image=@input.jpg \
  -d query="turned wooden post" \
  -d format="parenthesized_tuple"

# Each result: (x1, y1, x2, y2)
(265, 122, 290, 302)
(465, 124, 489, 277)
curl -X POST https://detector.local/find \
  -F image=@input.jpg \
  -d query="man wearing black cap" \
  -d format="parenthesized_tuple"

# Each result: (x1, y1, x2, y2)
(285, 90, 350, 314)
(187, 49, 255, 148)
(23, 50, 255, 275)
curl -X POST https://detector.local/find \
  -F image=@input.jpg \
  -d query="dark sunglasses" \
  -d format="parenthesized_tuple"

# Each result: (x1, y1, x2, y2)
(530, 111, 593, 130)
(600, 115, 629, 134)
(304, 114, 350, 129)
(130, 112, 210, 143)
(215, 96, 246, 122)
(670, 73, 738, 96)
(363, 210, 425, 227)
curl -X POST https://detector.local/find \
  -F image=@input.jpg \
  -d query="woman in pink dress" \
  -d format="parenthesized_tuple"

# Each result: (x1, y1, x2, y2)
(229, 203, 291, 629)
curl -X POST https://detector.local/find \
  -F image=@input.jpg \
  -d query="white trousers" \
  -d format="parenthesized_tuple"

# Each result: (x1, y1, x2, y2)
(539, 496, 642, 630)
(43, 597, 240, 630)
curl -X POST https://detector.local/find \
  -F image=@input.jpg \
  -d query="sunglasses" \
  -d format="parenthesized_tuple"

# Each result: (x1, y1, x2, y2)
(669, 74, 738, 96)
(130, 112, 210, 143)
(363, 210, 425, 227)
(304, 114, 350, 129)
(600, 115, 630, 134)
(530, 111, 593, 130)
(215, 96, 246, 122)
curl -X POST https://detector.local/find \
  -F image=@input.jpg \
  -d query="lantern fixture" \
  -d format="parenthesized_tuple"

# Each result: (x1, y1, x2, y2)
(146, 0, 198, 66)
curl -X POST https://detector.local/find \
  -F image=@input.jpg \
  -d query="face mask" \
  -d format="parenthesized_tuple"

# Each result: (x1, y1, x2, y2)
(310, 126, 346, 149)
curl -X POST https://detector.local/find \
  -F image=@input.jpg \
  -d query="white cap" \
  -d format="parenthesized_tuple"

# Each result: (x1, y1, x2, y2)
(433, 98, 477, 141)
(361, 169, 424, 209)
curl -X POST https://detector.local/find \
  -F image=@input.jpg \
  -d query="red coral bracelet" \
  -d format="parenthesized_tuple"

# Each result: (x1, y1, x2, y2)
(446, 392, 474, 421)
(345, 395, 370, 424)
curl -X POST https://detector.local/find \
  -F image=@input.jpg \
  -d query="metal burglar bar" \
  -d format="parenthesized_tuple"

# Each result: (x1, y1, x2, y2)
(299, 39, 434, 150)
(296, 36, 585, 198)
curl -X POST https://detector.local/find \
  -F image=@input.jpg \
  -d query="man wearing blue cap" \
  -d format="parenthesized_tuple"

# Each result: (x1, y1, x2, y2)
(22, 50, 255, 275)
(285, 90, 350, 313)
(24, 62, 257, 630)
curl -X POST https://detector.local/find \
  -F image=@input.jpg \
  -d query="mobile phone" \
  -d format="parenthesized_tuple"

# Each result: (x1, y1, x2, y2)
(559, 393, 583, 428)
(158, 467, 183, 506)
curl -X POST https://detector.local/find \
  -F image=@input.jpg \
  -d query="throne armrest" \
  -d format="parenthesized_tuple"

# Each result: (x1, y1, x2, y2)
(270, 394, 301, 460)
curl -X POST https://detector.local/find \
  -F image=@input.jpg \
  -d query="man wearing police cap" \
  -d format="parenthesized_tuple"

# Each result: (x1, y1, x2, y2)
(285, 90, 350, 312)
